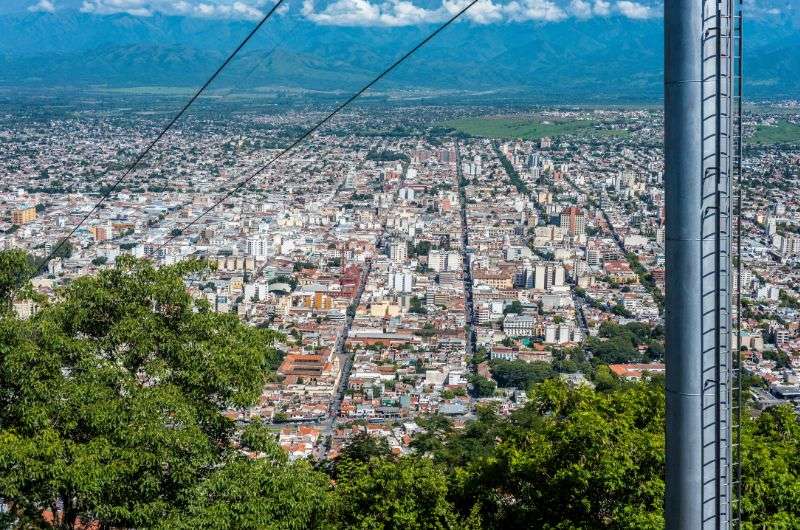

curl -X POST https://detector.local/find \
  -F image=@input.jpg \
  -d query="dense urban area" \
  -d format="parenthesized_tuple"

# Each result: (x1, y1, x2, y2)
(1, 97, 800, 527)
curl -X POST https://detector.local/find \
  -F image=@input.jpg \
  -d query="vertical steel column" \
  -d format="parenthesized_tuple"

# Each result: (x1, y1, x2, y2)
(665, 1, 734, 528)
(665, 2, 705, 526)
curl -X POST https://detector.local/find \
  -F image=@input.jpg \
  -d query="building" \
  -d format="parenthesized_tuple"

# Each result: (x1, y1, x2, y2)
(388, 271, 413, 293)
(91, 224, 111, 242)
(559, 206, 586, 237)
(604, 260, 638, 283)
(11, 206, 37, 225)
(389, 241, 407, 264)
(608, 363, 666, 381)
(473, 268, 513, 290)
(428, 250, 460, 272)
(503, 314, 535, 337)
(246, 237, 270, 259)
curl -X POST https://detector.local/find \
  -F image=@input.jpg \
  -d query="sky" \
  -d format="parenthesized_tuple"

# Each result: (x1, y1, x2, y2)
(17, 0, 791, 26)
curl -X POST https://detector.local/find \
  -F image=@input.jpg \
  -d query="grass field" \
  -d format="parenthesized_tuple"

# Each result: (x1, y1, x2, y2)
(749, 121, 800, 146)
(440, 116, 630, 140)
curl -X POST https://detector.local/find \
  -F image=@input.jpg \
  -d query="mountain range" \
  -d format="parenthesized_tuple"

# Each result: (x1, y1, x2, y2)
(1, 9, 798, 102)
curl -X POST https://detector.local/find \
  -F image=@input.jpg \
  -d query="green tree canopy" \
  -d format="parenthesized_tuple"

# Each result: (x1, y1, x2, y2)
(333, 456, 461, 530)
(0, 255, 284, 529)
(489, 359, 554, 390)
(0, 249, 33, 310)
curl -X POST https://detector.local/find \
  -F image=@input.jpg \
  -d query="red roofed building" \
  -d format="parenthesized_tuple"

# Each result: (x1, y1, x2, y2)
(608, 362, 666, 381)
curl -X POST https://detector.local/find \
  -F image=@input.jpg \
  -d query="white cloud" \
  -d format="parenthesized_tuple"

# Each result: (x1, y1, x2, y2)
(307, 0, 445, 25)
(306, 0, 571, 26)
(70, 0, 667, 23)
(80, 0, 152, 16)
(615, 0, 654, 19)
(569, 0, 612, 17)
(505, 0, 566, 21)
(193, 1, 265, 18)
(569, 0, 591, 17)
(592, 0, 610, 15)
(743, 0, 787, 17)
(28, 0, 56, 12)
(80, 0, 266, 19)
(442, 0, 504, 24)
(304, 0, 659, 26)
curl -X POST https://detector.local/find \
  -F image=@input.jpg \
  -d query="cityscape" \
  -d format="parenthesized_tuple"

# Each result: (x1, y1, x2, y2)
(3, 102, 800, 458)
(1, 0, 800, 528)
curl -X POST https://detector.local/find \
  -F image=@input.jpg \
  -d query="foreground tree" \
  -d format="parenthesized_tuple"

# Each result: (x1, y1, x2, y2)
(0, 256, 285, 529)
(334, 455, 465, 530)
(740, 405, 800, 529)
(161, 427, 334, 530)
(436, 380, 666, 529)
(0, 249, 33, 311)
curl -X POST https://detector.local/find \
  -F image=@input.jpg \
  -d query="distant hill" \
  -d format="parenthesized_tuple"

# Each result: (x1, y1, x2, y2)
(1, 10, 798, 102)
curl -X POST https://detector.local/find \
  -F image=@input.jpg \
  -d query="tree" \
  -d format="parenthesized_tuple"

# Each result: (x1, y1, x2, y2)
(0, 249, 33, 310)
(410, 296, 428, 315)
(160, 451, 333, 530)
(469, 374, 497, 397)
(740, 405, 800, 528)
(337, 432, 390, 467)
(415, 322, 437, 337)
(3, 254, 800, 529)
(440, 380, 667, 529)
(0, 256, 283, 529)
(489, 360, 554, 390)
(334, 456, 460, 529)
(593, 364, 621, 391)
(503, 300, 523, 315)
(51, 240, 73, 259)
(293, 261, 316, 272)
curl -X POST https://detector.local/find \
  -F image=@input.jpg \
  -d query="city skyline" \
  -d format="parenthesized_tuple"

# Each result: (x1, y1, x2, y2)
(1, 3, 800, 528)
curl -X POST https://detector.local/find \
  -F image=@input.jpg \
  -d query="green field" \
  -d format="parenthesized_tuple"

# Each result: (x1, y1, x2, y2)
(749, 121, 800, 146)
(440, 116, 630, 140)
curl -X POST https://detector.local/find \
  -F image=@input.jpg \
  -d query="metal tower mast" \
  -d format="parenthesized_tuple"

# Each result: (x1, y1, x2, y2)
(665, 0, 739, 528)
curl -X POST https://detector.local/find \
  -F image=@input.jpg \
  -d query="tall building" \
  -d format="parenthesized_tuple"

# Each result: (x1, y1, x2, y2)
(11, 206, 37, 225)
(389, 241, 407, 264)
(91, 224, 112, 242)
(534, 264, 547, 290)
(388, 271, 413, 293)
(559, 207, 586, 237)
(246, 237, 270, 259)
(553, 265, 565, 287)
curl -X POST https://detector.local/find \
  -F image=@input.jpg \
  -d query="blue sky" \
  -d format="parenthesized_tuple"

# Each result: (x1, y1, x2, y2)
(18, 0, 791, 26)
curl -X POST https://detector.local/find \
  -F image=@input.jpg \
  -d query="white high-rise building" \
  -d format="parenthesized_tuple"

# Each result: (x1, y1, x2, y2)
(429, 250, 460, 272)
(429, 250, 446, 272)
(246, 237, 270, 259)
(399, 187, 416, 201)
(553, 265, 565, 287)
(544, 324, 558, 343)
(389, 241, 407, 264)
(389, 271, 413, 293)
(534, 265, 547, 290)
(446, 251, 461, 272)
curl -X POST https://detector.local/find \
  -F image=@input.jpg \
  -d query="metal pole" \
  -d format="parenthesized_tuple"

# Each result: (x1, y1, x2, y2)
(665, 1, 733, 528)
(665, 2, 705, 527)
